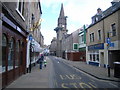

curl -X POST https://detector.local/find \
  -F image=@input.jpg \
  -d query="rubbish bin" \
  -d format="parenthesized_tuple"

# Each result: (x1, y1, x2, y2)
(114, 62, 120, 78)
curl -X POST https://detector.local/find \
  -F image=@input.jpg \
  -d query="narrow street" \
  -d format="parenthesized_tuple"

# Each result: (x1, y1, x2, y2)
(6, 56, 119, 89)
(49, 56, 119, 88)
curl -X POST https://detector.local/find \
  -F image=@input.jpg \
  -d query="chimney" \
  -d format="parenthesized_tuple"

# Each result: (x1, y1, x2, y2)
(111, 0, 119, 5)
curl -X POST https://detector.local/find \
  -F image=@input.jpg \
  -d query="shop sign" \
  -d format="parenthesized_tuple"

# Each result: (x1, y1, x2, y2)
(88, 43, 104, 50)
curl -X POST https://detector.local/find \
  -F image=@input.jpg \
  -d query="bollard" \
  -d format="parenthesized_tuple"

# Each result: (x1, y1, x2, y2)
(108, 65, 110, 77)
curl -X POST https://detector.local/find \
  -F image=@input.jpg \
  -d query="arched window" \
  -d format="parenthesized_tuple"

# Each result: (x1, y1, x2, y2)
(8, 37, 15, 71)
(2, 34, 7, 72)
(15, 40, 20, 68)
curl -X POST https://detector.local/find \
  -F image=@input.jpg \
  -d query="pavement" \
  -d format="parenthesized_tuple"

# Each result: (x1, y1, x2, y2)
(57, 56, 120, 82)
(5, 56, 120, 89)
(6, 57, 52, 88)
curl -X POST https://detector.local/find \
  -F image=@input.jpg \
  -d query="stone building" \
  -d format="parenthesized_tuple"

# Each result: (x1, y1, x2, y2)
(54, 3, 68, 57)
(49, 37, 57, 56)
(1, 1, 43, 88)
(86, 1, 120, 68)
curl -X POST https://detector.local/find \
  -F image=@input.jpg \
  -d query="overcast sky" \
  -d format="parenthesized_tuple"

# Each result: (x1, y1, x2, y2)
(40, 0, 113, 45)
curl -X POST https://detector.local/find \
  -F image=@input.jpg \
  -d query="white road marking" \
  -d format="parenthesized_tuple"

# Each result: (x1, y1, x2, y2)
(109, 82, 118, 88)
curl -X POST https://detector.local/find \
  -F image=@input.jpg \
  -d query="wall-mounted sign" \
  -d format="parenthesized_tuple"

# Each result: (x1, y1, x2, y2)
(88, 43, 104, 51)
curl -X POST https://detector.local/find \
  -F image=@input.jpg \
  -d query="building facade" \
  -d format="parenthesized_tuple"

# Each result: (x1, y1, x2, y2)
(78, 25, 86, 62)
(1, 2, 28, 88)
(54, 3, 68, 57)
(26, 1, 43, 73)
(86, 1, 120, 68)
(1, 1, 43, 88)
(49, 37, 57, 56)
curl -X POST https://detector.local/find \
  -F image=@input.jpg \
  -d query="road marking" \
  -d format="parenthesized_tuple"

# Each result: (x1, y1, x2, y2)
(109, 82, 118, 88)
(88, 82, 97, 88)
(69, 83, 78, 88)
(79, 82, 92, 88)
(60, 75, 64, 80)
(90, 79, 95, 82)
(54, 79, 58, 88)
(59, 74, 81, 80)
(61, 83, 69, 88)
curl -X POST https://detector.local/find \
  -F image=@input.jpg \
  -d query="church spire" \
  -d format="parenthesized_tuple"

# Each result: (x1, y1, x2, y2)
(59, 3, 64, 17)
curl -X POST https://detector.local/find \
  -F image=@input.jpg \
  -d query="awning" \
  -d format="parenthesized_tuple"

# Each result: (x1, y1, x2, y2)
(32, 40, 44, 52)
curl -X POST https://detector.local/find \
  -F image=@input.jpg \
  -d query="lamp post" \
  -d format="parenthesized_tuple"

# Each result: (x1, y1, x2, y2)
(29, 14, 35, 73)
(106, 31, 113, 77)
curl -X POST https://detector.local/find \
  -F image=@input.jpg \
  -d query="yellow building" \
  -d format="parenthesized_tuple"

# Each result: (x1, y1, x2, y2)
(86, 2, 120, 68)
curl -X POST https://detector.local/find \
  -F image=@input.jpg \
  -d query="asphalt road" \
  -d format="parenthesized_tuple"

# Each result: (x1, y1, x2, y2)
(48, 56, 119, 89)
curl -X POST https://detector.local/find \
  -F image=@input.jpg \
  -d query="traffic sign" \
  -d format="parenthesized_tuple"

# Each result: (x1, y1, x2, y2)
(106, 38, 111, 44)
(29, 35, 33, 41)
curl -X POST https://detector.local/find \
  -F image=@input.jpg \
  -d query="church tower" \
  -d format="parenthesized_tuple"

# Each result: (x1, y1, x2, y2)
(54, 3, 68, 57)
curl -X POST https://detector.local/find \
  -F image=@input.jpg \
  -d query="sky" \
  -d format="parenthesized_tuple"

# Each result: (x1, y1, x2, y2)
(40, 0, 113, 45)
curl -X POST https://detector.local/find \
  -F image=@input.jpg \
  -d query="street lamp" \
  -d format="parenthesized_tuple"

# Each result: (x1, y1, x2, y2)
(29, 14, 35, 73)
(106, 31, 113, 77)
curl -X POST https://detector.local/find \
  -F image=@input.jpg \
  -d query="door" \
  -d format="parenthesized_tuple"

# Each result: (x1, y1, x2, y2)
(100, 52, 104, 67)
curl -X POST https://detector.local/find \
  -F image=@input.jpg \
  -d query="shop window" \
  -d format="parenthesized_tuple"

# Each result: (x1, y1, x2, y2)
(8, 37, 15, 71)
(93, 54, 95, 61)
(96, 54, 99, 61)
(15, 40, 20, 68)
(90, 54, 92, 61)
(2, 34, 7, 72)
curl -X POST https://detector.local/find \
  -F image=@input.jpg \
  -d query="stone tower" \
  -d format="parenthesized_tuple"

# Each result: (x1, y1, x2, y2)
(54, 3, 68, 57)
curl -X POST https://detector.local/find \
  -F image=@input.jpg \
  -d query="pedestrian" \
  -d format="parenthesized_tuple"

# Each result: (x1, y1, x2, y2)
(39, 54, 44, 69)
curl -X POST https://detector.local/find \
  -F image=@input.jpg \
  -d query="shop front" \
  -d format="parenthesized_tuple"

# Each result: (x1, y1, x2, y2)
(2, 13, 28, 88)
(87, 43, 104, 66)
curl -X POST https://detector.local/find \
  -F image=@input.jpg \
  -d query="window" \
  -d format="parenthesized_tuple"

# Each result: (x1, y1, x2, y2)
(73, 43, 78, 50)
(81, 35, 84, 43)
(8, 37, 15, 71)
(90, 33, 94, 42)
(111, 23, 116, 36)
(18, 0, 24, 15)
(2, 34, 7, 72)
(15, 41, 20, 68)
(92, 33, 94, 42)
(16, 0, 25, 21)
(90, 34, 92, 42)
(98, 30, 101, 40)
(96, 54, 99, 61)
(90, 54, 92, 61)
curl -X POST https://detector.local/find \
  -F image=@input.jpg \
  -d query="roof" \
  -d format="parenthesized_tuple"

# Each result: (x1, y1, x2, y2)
(87, 2, 120, 29)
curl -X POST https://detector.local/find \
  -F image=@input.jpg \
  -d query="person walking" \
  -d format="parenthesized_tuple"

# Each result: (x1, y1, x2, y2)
(39, 54, 44, 69)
